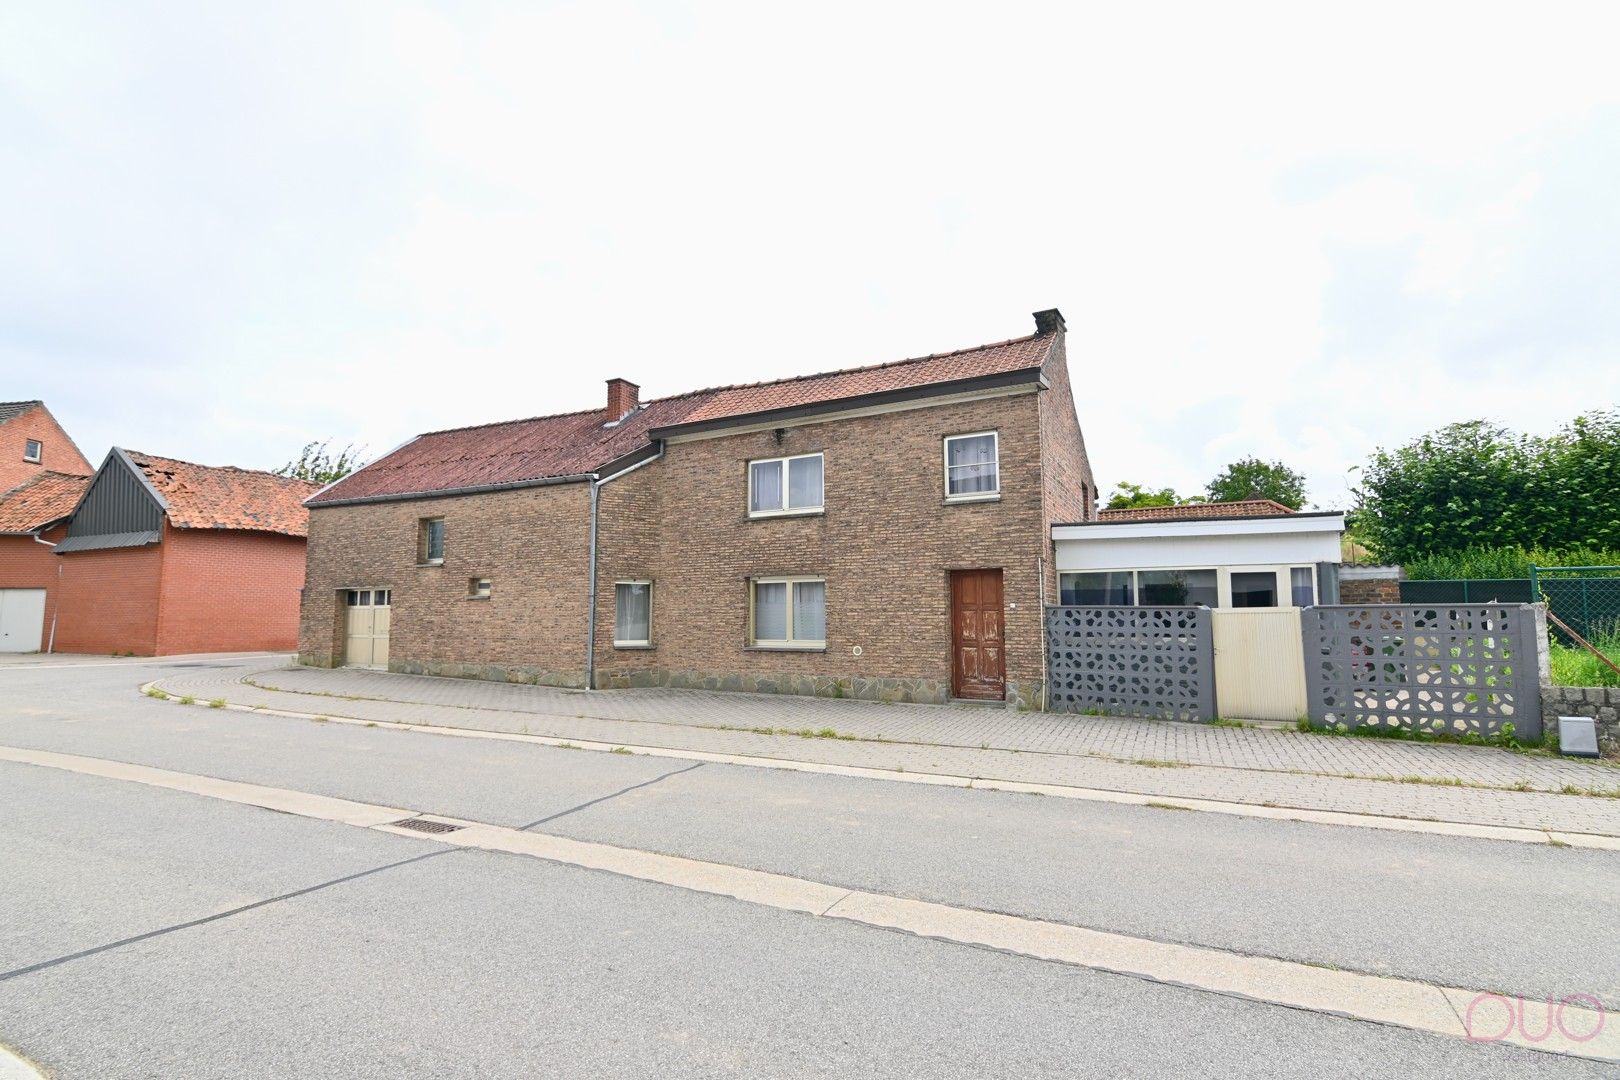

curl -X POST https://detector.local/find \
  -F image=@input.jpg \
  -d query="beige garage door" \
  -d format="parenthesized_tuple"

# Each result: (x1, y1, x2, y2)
(344, 589, 391, 669)
(0, 589, 47, 653)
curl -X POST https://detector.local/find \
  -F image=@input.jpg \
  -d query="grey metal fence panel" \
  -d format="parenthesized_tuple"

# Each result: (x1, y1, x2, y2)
(1045, 606, 1216, 722)
(1303, 604, 1542, 741)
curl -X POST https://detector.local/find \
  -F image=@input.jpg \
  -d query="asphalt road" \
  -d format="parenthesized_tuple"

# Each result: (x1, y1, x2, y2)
(1, 657, 1614, 1077)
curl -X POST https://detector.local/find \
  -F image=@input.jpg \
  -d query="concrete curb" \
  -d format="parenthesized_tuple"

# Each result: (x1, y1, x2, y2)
(139, 681, 1620, 851)
(1, 742, 1612, 1064)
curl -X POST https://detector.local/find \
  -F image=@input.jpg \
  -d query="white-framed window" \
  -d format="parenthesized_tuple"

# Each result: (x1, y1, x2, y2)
(944, 431, 999, 501)
(749, 577, 826, 648)
(614, 581, 653, 646)
(468, 578, 492, 599)
(346, 588, 391, 607)
(748, 453, 824, 516)
(1058, 566, 1318, 609)
(23, 439, 42, 463)
(418, 518, 445, 564)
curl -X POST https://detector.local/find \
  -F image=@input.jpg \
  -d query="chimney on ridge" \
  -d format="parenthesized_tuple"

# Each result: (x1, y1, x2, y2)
(606, 378, 640, 420)
(1033, 308, 1066, 335)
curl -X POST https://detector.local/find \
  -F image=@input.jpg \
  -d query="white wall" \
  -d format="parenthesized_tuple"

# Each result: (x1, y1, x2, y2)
(1054, 529, 1341, 572)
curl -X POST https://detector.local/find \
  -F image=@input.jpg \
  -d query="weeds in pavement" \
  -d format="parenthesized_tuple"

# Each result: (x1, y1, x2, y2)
(1144, 801, 1192, 811)
(1210, 718, 1251, 729)
(1131, 758, 1190, 769)
(611, 746, 632, 755)
(556, 742, 581, 750)
(1547, 837, 1572, 848)
(178, 695, 195, 705)
(208, 698, 225, 709)
(144, 688, 169, 700)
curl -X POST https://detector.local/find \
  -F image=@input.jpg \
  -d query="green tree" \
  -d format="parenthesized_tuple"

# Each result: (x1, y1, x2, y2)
(1205, 457, 1308, 509)
(1354, 421, 1536, 563)
(1104, 482, 1185, 510)
(276, 440, 366, 486)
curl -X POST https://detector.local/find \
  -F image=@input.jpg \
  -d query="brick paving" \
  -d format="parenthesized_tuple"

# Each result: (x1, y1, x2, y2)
(154, 664, 1620, 837)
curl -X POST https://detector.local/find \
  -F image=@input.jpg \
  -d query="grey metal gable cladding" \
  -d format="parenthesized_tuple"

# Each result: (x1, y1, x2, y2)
(62, 450, 166, 548)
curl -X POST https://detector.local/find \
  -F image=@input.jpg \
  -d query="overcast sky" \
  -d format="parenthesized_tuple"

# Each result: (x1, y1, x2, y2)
(4, 2, 1617, 507)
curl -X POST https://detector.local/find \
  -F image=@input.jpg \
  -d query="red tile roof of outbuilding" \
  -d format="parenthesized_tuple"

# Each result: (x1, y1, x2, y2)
(1098, 499, 1297, 522)
(311, 328, 1058, 505)
(124, 451, 320, 537)
(0, 471, 90, 532)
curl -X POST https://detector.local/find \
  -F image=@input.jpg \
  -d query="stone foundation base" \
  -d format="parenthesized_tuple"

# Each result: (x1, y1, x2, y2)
(298, 655, 1042, 709)
(1542, 685, 1620, 758)
(390, 659, 587, 688)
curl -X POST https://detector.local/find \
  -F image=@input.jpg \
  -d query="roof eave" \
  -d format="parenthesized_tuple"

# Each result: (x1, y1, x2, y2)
(308, 471, 597, 509)
(647, 367, 1047, 440)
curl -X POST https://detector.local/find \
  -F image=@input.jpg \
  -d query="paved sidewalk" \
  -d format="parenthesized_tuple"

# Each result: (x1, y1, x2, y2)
(154, 664, 1620, 837)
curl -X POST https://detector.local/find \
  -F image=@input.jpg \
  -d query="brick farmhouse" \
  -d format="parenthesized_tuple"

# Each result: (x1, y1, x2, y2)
(301, 310, 1096, 705)
(45, 449, 318, 656)
(0, 401, 93, 651)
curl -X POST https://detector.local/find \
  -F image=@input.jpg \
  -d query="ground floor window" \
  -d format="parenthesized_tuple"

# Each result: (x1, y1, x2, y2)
(614, 581, 652, 646)
(750, 577, 825, 648)
(1059, 567, 1316, 609)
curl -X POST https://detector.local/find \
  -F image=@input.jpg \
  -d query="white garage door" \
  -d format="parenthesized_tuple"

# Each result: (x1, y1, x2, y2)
(0, 589, 47, 653)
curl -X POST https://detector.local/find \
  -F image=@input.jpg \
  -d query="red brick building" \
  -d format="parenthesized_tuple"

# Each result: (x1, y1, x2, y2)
(0, 401, 93, 651)
(301, 310, 1096, 705)
(51, 450, 319, 656)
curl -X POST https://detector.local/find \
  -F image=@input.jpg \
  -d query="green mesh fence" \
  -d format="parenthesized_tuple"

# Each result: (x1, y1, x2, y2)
(1530, 566, 1620, 643)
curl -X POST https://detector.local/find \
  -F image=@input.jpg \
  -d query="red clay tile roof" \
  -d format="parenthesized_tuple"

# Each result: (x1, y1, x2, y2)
(124, 451, 320, 537)
(0, 470, 90, 532)
(1098, 499, 1297, 522)
(312, 327, 1058, 505)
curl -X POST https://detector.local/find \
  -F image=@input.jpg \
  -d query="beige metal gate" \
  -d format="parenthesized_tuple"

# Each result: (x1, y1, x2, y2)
(344, 589, 391, 669)
(1211, 608, 1307, 722)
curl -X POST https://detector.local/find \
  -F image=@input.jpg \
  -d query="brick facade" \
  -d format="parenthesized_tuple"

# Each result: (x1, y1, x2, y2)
(53, 542, 164, 655)
(300, 484, 593, 684)
(299, 316, 1094, 705)
(1340, 577, 1402, 604)
(52, 524, 308, 656)
(0, 524, 67, 651)
(0, 404, 91, 492)
(154, 527, 308, 654)
(592, 390, 1051, 704)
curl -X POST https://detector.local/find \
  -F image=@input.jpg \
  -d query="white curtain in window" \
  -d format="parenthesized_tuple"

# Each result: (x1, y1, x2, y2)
(1291, 567, 1315, 607)
(616, 583, 651, 641)
(947, 435, 997, 494)
(788, 456, 823, 509)
(792, 580, 826, 641)
(751, 461, 783, 512)
(754, 582, 788, 640)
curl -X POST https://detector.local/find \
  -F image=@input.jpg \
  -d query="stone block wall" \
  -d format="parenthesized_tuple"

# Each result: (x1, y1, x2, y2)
(1541, 685, 1620, 758)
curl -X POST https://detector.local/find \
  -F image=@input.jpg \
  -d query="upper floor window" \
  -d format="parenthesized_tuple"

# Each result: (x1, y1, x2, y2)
(23, 439, 42, 463)
(749, 453, 823, 517)
(944, 432, 998, 501)
(418, 518, 445, 564)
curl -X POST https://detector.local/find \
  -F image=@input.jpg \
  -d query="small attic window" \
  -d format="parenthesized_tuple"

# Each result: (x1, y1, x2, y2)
(23, 439, 42, 463)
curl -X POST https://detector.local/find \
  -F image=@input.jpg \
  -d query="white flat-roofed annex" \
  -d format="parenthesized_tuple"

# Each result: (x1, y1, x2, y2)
(1052, 512, 1345, 572)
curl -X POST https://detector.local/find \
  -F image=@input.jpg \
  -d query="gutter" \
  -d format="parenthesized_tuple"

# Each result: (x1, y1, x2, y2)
(585, 441, 667, 691)
(309, 472, 595, 509)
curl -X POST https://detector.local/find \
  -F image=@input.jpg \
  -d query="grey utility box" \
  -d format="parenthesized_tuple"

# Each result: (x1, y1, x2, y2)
(1559, 716, 1601, 759)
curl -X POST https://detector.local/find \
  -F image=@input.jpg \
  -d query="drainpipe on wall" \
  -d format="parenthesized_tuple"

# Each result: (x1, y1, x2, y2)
(34, 532, 60, 653)
(587, 442, 666, 693)
(585, 477, 600, 691)
(1037, 554, 1049, 711)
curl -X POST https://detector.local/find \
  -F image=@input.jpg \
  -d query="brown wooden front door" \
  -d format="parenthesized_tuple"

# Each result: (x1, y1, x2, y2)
(950, 568, 1005, 700)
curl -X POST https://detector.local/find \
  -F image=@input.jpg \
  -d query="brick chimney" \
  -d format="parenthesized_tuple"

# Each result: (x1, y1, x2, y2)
(606, 378, 640, 420)
(1033, 308, 1066, 335)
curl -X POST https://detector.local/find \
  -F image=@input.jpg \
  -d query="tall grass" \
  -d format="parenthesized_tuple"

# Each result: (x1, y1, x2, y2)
(1405, 545, 1620, 581)
(1548, 628, 1620, 688)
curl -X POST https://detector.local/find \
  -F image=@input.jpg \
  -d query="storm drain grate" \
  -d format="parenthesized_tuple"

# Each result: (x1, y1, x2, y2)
(387, 817, 465, 834)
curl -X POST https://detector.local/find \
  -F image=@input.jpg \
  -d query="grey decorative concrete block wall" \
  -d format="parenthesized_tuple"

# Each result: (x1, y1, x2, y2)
(1045, 606, 1215, 722)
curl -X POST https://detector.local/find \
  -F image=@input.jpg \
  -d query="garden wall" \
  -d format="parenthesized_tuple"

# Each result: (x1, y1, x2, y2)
(1541, 686, 1620, 758)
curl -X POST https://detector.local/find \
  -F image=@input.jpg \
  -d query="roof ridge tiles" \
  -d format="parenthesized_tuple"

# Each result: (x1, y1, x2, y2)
(415, 329, 1049, 439)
